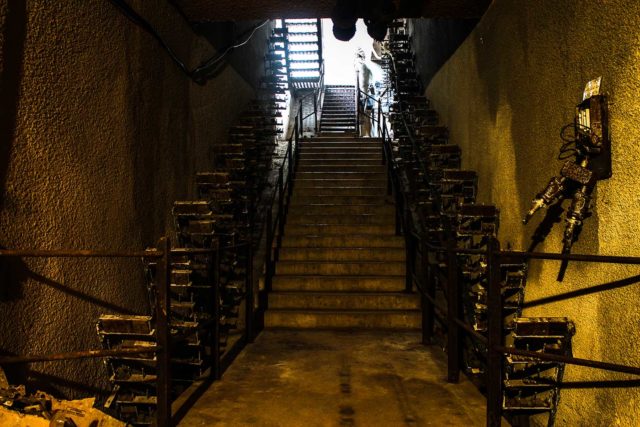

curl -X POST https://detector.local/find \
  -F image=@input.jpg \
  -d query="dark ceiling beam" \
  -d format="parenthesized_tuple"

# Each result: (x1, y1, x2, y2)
(174, 0, 491, 22)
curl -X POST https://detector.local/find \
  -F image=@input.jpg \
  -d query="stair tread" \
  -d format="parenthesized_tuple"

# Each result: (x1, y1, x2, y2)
(277, 260, 403, 263)
(267, 308, 420, 313)
(270, 290, 413, 294)
(272, 274, 403, 278)
(280, 246, 402, 250)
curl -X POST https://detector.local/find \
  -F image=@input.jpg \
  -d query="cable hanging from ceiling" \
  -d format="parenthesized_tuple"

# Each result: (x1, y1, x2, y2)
(107, 0, 269, 84)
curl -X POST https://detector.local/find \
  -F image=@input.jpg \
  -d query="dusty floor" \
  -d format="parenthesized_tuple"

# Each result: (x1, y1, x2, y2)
(179, 330, 486, 426)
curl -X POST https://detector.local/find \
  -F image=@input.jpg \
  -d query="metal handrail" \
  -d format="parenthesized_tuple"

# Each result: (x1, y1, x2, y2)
(262, 117, 299, 293)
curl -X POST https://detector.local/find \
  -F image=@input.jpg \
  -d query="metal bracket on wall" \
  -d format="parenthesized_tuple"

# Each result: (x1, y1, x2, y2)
(523, 78, 611, 258)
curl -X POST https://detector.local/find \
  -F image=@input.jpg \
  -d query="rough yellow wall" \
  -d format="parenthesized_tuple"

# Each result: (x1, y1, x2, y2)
(0, 0, 262, 397)
(423, 1, 640, 425)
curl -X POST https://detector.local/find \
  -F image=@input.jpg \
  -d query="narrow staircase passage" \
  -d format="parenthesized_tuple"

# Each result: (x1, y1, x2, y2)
(319, 86, 357, 134)
(265, 135, 421, 329)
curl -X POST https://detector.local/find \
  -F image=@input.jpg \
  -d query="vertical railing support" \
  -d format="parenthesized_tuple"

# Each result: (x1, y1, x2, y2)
(356, 75, 361, 137)
(287, 137, 294, 199)
(382, 116, 388, 166)
(211, 238, 221, 380)
(404, 210, 414, 293)
(313, 92, 318, 133)
(395, 193, 403, 236)
(294, 122, 300, 169)
(277, 168, 285, 254)
(486, 237, 503, 427)
(265, 207, 273, 293)
(245, 233, 255, 343)
(377, 99, 382, 137)
(298, 103, 303, 137)
(446, 231, 460, 383)
(423, 246, 435, 345)
(155, 237, 171, 427)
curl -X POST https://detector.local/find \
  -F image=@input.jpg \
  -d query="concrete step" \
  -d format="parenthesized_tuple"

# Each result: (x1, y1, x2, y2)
(285, 223, 395, 235)
(294, 179, 387, 188)
(291, 186, 386, 196)
(287, 214, 394, 225)
(299, 145, 380, 151)
(298, 142, 380, 148)
(275, 261, 404, 275)
(320, 113, 355, 118)
(299, 153, 383, 161)
(320, 123, 356, 127)
(299, 147, 381, 154)
(296, 171, 385, 180)
(278, 247, 405, 262)
(264, 309, 421, 329)
(321, 118, 355, 122)
(298, 159, 382, 166)
(272, 275, 405, 291)
(301, 137, 382, 143)
(320, 127, 356, 132)
(288, 204, 394, 215)
(320, 118, 355, 122)
(316, 132, 358, 137)
(291, 195, 389, 205)
(297, 165, 386, 173)
(281, 234, 403, 248)
(323, 100, 354, 103)
(268, 292, 419, 310)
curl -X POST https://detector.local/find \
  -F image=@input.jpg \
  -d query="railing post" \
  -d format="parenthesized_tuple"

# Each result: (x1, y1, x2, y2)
(155, 237, 171, 427)
(404, 210, 414, 293)
(245, 228, 255, 343)
(377, 99, 382, 136)
(486, 237, 503, 427)
(356, 75, 361, 137)
(287, 138, 294, 198)
(423, 245, 435, 345)
(446, 230, 460, 383)
(313, 92, 318, 133)
(211, 238, 221, 379)
(382, 116, 387, 166)
(294, 122, 300, 168)
(298, 102, 303, 137)
(265, 206, 273, 293)
(277, 168, 284, 255)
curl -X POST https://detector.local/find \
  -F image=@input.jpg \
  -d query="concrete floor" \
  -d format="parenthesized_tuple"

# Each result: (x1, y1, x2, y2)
(179, 330, 487, 426)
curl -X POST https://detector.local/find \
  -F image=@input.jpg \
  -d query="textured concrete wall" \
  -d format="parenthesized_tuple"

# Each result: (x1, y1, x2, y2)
(407, 18, 478, 87)
(421, 1, 640, 425)
(0, 0, 266, 398)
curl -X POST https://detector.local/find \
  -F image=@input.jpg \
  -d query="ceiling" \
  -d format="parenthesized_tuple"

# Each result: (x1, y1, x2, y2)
(174, 0, 492, 21)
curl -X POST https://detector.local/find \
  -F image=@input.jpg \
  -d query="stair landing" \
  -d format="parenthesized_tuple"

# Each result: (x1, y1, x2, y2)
(178, 330, 487, 426)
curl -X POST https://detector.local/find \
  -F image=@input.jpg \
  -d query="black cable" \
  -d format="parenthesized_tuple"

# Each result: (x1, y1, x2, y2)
(107, 0, 268, 84)
(108, 0, 192, 76)
(192, 20, 270, 82)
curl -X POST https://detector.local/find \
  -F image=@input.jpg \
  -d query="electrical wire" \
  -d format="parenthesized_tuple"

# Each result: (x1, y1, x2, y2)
(558, 122, 594, 160)
(192, 20, 270, 81)
(107, 0, 268, 84)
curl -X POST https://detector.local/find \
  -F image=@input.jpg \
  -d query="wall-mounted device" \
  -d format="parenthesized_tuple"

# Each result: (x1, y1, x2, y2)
(523, 77, 611, 254)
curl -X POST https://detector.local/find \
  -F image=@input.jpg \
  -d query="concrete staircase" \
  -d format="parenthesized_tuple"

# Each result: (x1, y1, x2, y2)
(265, 136, 421, 329)
(319, 85, 357, 134)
